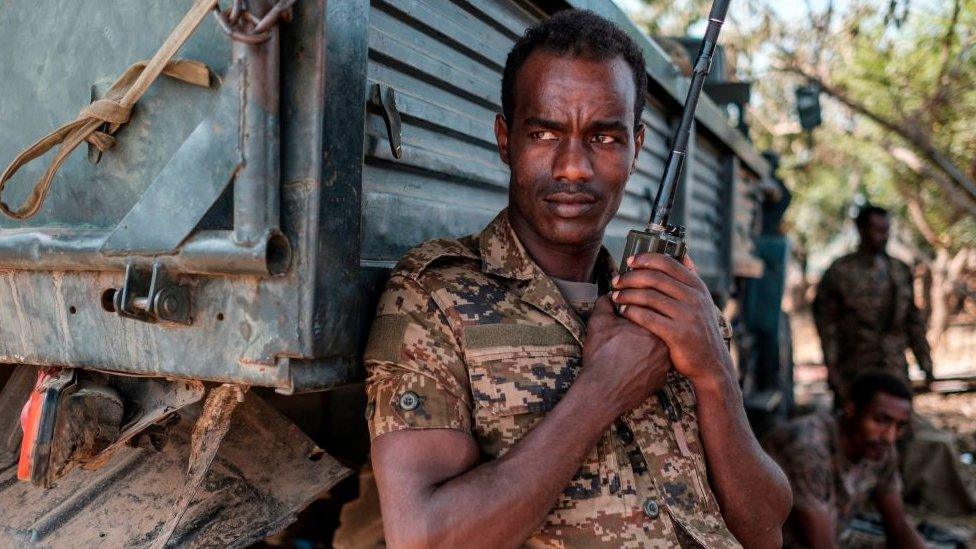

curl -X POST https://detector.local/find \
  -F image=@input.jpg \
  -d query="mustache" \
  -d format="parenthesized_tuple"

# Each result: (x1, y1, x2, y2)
(539, 181, 602, 199)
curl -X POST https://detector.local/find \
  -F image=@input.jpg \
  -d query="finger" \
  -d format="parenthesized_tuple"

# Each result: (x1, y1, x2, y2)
(626, 252, 700, 289)
(619, 303, 675, 342)
(681, 253, 698, 274)
(612, 268, 695, 302)
(611, 288, 682, 318)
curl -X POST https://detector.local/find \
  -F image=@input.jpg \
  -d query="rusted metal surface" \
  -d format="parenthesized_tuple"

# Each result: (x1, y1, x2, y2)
(212, 0, 296, 44)
(0, 229, 291, 276)
(98, 62, 243, 257)
(0, 390, 351, 547)
(0, 0, 770, 391)
(232, 0, 282, 247)
(83, 377, 205, 470)
(149, 383, 244, 549)
(15, 369, 207, 488)
(0, 1, 355, 390)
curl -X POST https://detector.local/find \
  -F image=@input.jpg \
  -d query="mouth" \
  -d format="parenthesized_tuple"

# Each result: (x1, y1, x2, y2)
(544, 192, 597, 218)
(865, 443, 889, 460)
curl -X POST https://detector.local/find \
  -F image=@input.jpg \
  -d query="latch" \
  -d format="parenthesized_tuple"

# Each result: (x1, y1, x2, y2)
(111, 262, 192, 324)
(370, 83, 403, 159)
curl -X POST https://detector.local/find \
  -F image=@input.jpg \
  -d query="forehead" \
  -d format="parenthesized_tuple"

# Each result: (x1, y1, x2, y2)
(868, 214, 890, 228)
(513, 50, 636, 122)
(865, 392, 911, 421)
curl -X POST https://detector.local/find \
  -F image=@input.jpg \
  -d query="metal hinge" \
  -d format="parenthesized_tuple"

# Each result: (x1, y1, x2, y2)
(111, 262, 192, 325)
(370, 83, 403, 159)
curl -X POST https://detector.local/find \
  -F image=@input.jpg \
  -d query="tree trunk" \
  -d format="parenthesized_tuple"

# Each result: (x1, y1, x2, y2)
(929, 247, 951, 349)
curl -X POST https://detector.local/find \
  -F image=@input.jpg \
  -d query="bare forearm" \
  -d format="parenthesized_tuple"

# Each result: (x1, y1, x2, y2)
(887, 521, 925, 549)
(692, 369, 791, 547)
(877, 492, 925, 549)
(399, 385, 612, 548)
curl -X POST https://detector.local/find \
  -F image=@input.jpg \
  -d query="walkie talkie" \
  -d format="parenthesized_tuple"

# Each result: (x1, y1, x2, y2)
(619, 0, 731, 274)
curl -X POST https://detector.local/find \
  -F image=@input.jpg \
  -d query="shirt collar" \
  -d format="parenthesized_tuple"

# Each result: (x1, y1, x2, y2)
(477, 208, 618, 286)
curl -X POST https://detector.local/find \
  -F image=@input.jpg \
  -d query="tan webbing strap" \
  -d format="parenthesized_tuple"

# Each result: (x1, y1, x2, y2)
(0, 0, 219, 220)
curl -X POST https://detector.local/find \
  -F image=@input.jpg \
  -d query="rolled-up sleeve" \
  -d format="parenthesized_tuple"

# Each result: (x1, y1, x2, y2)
(364, 275, 472, 440)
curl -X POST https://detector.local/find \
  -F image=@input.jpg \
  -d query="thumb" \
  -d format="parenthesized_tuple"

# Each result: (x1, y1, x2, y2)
(591, 294, 615, 317)
(681, 253, 698, 273)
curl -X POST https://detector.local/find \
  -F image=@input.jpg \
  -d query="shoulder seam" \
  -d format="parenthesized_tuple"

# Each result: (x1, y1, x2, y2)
(394, 238, 479, 281)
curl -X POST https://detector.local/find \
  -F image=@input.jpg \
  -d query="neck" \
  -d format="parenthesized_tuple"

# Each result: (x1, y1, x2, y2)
(858, 244, 884, 256)
(838, 419, 862, 464)
(508, 212, 602, 282)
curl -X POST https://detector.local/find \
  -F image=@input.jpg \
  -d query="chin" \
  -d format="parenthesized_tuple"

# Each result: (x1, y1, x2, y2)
(542, 216, 603, 247)
(864, 447, 888, 461)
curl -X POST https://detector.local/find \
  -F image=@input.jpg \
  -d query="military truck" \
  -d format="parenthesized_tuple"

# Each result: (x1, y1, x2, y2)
(0, 0, 790, 545)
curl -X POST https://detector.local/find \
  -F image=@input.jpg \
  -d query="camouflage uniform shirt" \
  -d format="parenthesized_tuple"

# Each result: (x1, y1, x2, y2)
(763, 413, 901, 547)
(813, 249, 932, 393)
(364, 210, 740, 548)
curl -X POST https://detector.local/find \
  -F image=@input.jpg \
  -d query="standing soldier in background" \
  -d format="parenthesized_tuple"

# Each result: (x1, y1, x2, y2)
(813, 205, 934, 405)
(812, 206, 976, 517)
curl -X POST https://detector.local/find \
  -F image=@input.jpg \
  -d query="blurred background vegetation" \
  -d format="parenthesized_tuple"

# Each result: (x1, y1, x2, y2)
(627, 0, 976, 365)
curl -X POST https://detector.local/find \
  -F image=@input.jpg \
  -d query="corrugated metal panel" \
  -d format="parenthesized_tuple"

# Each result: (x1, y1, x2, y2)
(359, 0, 738, 296)
(686, 134, 730, 289)
(361, 0, 675, 265)
(361, 0, 537, 263)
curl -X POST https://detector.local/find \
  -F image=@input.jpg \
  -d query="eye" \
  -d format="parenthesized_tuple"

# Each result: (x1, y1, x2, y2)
(591, 134, 616, 144)
(530, 131, 558, 141)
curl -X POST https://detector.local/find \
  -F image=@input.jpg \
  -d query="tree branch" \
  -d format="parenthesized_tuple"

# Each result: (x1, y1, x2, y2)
(779, 65, 976, 207)
(933, 0, 961, 97)
(888, 145, 976, 221)
(896, 182, 943, 248)
(927, 0, 962, 126)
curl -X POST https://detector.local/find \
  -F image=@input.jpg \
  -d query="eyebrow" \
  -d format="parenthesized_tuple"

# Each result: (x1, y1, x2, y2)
(522, 117, 630, 134)
(589, 119, 630, 134)
(523, 117, 565, 131)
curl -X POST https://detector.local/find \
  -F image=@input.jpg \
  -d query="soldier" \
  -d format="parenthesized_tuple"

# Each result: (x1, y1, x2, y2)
(363, 10, 791, 548)
(763, 372, 925, 548)
(813, 205, 934, 404)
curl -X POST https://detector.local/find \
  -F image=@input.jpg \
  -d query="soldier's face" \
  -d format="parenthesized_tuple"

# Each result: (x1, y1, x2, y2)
(846, 392, 911, 461)
(495, 51, 644, 248)
(859, 213, 890, 253)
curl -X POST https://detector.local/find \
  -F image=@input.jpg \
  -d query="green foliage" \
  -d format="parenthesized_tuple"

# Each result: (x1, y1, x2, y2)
(634, 0, 716, 35)
(724, 1, 974, 255)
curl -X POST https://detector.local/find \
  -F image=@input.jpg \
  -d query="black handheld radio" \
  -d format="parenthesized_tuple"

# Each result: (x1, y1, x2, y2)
(618, 0, 732, 274)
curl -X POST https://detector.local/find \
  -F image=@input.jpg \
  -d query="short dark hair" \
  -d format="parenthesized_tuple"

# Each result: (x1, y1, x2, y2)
(849, 372, 912, 413)
(855, 205, 889, 230)
(501, 9, 648, 130)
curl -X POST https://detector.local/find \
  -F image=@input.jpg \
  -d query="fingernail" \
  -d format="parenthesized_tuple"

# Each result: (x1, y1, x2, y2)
(619, 305, 628, 314)
(611, 275, 620, 287)
(627, 256, 635, 267)
(612, 291, 620, 301)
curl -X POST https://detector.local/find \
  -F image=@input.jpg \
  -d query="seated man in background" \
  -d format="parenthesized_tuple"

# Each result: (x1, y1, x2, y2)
(764, 372, 925, 548)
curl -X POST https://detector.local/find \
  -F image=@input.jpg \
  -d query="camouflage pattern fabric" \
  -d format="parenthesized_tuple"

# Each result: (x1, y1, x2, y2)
(763, 413, 901, 547)
(365, 209, 740, 548)
(813, 250, 932, 396)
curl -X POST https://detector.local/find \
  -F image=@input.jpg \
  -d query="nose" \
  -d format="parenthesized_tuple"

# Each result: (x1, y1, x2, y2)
(881, 424, 898, 446)
(552, 137, 594, 183)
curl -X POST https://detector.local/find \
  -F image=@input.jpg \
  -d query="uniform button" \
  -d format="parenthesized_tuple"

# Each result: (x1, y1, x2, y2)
(616, 423, 634, 444)
(642, 498, 660, 519)
(398, 391, 420, 411)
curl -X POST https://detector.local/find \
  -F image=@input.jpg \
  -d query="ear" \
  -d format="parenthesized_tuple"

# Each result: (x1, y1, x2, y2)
(494, 114, 510, 166)
(631, 123, 645, 174)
